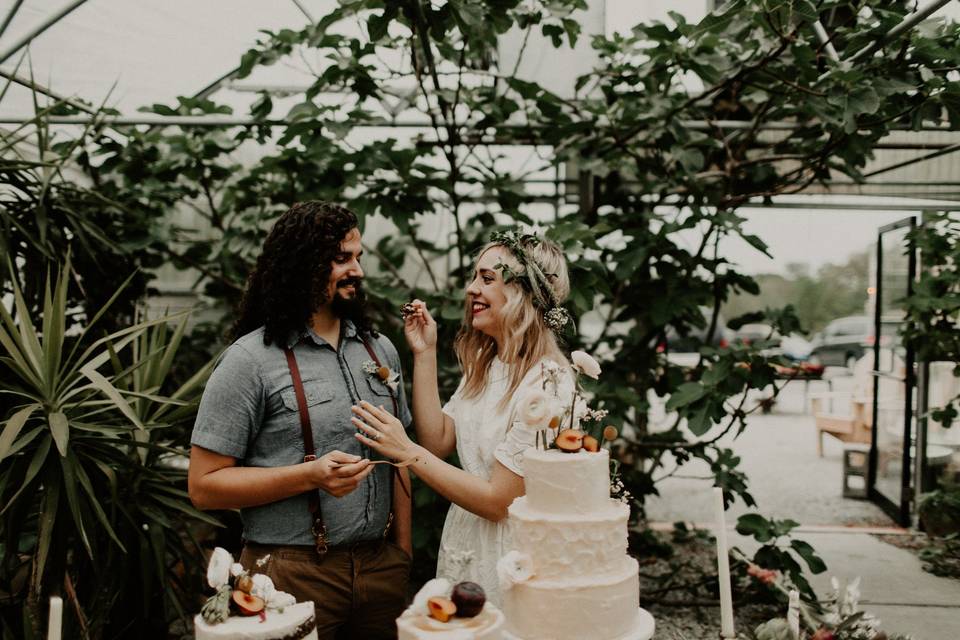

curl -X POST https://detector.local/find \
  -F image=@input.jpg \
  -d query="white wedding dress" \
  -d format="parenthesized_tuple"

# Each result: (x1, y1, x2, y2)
(436, 356, 573, 606)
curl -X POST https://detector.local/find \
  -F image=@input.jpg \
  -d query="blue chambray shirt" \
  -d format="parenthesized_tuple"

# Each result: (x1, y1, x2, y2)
(190, 320, 412, 546)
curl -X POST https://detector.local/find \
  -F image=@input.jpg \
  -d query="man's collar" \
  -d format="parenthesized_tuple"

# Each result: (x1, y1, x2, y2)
(286, 319, 359, 349)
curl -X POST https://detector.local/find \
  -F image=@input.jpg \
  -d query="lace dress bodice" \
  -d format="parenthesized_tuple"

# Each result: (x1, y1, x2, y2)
(435, 357, 572, 605)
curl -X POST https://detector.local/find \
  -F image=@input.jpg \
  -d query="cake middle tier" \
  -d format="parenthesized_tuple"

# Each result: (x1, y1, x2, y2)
(521, 448, 610, 515)
(508, 496, 629, 581)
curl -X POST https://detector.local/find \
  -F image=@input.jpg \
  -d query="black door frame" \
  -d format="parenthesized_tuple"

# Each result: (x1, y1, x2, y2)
(868, 217, 917, 527)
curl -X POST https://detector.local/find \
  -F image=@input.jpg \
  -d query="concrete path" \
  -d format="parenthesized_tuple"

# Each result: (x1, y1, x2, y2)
(643, 376, 960, 638)
(730, 529, 960, 639)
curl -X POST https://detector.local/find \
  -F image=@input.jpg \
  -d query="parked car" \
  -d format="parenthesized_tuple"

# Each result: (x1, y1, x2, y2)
(659, 310, 734, 353)
(733, 323, 813, 363)
(808, 315, 871, 369)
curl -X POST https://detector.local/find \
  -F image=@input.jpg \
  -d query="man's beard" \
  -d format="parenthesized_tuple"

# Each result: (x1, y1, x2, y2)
(330, 277, 366, 319)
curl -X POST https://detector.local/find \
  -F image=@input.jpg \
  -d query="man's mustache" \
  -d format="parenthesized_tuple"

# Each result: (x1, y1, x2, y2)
(337, 277, 362, 289)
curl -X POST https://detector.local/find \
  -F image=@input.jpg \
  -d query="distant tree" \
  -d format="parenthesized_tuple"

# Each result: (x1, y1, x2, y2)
(726, 251, 869, 334)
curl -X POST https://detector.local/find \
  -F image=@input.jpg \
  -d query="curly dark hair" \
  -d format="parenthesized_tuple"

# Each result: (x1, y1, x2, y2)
(232, 201, 375, 346)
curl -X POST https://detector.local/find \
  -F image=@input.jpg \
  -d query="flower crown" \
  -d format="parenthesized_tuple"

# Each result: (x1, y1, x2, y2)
(489, 229, 571, 333)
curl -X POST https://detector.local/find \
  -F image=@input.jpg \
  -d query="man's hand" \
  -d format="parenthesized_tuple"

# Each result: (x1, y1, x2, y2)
(309, 450, 373, 497)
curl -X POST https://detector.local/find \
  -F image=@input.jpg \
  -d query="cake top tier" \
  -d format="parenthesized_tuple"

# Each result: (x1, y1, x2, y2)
(520, 447, 610, 515)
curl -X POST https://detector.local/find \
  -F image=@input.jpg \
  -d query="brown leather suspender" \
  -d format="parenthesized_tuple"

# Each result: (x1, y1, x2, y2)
(282, 346, 328, 556)
(282, 334, 407, 559)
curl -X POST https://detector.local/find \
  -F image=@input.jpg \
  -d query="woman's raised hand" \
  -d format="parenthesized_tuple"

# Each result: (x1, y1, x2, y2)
(351, 401, 419, 462)
(403, 299, 437, 355)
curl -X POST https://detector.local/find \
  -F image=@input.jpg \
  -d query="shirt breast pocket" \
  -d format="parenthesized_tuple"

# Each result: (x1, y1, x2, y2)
(278, 381, 336, 447)
(364, 377, 396, 412)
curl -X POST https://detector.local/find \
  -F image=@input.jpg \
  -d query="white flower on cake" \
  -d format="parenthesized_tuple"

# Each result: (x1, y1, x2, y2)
(518, 389, 552, 428)
(206, 547, 232, 590)
(571, 350, 601, 379)
(410, 578, 453, 615)
(266, 590, 296, 610)
(497, 550, 534, 591)
(250, 573, 275, 601)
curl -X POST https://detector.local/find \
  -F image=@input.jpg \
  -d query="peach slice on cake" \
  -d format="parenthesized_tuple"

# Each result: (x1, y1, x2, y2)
(232, 590, 265, 616)
(427, 597, 457, 622)
(555, 429, 584, 452)
(582, 435, 600, 452)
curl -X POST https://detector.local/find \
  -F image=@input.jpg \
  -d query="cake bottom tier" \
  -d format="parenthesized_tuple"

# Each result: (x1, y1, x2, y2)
(502, 608, 654, 640)
(194, 601, 318, 640)
(501, 558, 649, 640)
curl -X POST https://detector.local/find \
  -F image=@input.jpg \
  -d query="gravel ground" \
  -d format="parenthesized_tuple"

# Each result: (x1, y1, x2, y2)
(645, 376, 893, 527)
(634, 530, 780, 640)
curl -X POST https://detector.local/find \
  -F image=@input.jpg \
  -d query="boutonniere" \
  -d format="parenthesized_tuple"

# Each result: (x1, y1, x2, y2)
(362, 360, 400, 393)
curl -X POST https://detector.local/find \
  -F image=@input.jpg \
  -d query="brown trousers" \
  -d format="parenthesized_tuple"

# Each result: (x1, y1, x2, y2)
(240, 540, 411, 640)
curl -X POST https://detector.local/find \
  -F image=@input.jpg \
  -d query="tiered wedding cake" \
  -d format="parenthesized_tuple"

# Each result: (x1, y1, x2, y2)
(499, 448, 655, 640)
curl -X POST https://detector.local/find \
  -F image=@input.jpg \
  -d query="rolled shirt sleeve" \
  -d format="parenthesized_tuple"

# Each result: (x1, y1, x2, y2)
(190, 344, 265, 460)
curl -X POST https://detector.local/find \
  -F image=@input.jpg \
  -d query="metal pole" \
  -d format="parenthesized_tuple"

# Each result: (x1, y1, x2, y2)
(0, 0, 25, 40)
(0, 0, 89, 65)
(848, 0, 955, 63)
(290, 0, 315, 23)
(0, 113, 954, 133)
(812, 21, 840, 62)
(864, 142, 960, 178)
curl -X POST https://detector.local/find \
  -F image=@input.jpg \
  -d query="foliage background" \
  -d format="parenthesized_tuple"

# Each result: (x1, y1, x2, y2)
(2, 0, 959, 635)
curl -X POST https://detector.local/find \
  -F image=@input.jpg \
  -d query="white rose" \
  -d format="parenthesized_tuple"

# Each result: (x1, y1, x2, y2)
(251, 573, 276, 601)
(267, 590, 297, 610)
(410, 578, 452, 615)
(206, 547, 233, 590)
(571, 351, 601, 379)
(497, 551, 534, 591)
(518, 389, 552, 428)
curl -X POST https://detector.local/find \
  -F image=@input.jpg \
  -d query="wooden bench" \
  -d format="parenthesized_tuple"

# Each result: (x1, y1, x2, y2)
(809, 393, 872, 457)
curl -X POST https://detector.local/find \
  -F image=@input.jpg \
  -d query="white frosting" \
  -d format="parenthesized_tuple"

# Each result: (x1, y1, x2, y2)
(502, 560, 641, 640)
(397, 603, 505, 640)
(194, 601, 317, 640)
(498, 446, 655, 640)
(521, 448, 610, 514)
(507, 497, 629, 581)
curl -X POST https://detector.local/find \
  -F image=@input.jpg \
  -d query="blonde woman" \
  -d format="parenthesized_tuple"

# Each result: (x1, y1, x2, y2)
(350, 231, 575, 603)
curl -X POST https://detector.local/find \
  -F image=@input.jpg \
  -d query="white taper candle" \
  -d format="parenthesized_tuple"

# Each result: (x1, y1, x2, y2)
(787, 589, 800, 639)
(714, 487, 735, 637)
(47, 596, 63, 640)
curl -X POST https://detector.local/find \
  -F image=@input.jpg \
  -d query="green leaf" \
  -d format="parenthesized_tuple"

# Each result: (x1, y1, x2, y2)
(666, 382, 706, 410)
(80, 364, 146, 430)
(790, 539, 827, 574)
(0, 403, 39, 460)
(736, 513, 773, 541)
(48, 411, 69, 457)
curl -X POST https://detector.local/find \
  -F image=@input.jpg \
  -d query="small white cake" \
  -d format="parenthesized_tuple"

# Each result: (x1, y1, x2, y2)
(195, 547, 317, 640)
(397, 578, 505, 639)
(194, 600, 318, 640)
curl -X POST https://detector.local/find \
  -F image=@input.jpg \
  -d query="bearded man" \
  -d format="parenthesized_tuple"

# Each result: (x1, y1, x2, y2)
(189, 201, 412, 639)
